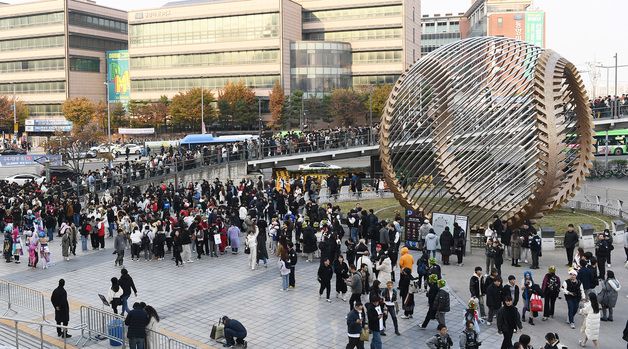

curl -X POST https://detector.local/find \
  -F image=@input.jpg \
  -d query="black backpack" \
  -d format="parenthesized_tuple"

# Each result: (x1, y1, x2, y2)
(437, 289, 450, 312)
(547, 275, 560, 293)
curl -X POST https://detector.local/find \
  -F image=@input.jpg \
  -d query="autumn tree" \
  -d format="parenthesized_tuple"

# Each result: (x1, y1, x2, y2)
(62, 97, 95, 133)
(268, 80, 284, 129)
(0, 95, 29, 132)
(145, 96, 169, 129)
(283, 89, 304, 129)
(169, 88, 216, 131)
(329, 89, 367, 126)
(365, 84, 393, 122)
(217, 81, 257, 129)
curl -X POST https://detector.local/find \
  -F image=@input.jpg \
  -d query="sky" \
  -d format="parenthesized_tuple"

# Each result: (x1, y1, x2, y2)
(7, 0, 628, 96)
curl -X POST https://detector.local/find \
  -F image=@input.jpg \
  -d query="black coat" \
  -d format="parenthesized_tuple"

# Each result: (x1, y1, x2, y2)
(486, 283, 504, 309)
(563, 231, 579, 249)
(496, 305, 522, 332)
(439, 230, 453, 255)
(318, 264, 333, 283)
(124, 308, 149, 339)
(365, 303, 382, 331)
(50, 286, 69, 323)
(502, 284, 520, 306)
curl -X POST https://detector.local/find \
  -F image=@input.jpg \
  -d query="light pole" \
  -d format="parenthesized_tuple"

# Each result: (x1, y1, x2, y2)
(12, 82, 17, 140)
(201, 78, 205, 134)
(258, 98, 262, 159)
(103, 81, 112, 167)
(369, 88, 373, 145)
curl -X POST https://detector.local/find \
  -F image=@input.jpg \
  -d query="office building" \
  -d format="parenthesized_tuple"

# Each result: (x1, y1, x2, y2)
(128, 0, 420, 101)
(420, 13, 463, 57)
(0, 0, 127, 130)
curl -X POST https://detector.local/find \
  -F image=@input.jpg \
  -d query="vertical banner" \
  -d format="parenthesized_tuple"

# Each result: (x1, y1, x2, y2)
(525, 12, 545, 48)
(106, 50, 131, 106)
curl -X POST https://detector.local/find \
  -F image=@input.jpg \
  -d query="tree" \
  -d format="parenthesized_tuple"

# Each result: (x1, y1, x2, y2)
(0, 95, 29, 133)
(269, 80, 284, 129)
(283, 89, 304, 129)
(62, 97, 95, 133)
(320, 94, 332, 124)
(169, 88, 216, 131)
(110, 102, 128, 129)
(329, 89, 367, 126)
(128, 99, 149, 125)
(217, 81, 257, 129)
(365, 84, 393, 121)
(145, 96, 169, 129)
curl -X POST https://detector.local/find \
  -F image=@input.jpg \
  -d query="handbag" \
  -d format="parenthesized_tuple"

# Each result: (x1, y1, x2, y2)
(244, 246, 251, 254)
(359, 327, 369, 342)
(210, 320, 224, 340)
(530, 294, 543, 312)
(213, 234, 222, 245)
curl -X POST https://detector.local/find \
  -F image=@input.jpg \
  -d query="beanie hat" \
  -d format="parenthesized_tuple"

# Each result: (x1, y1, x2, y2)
(429, 257, 437, 266)
(437, 279, 446, 288)
(548, 265, 556, 273)
(428, 274, 438, 284)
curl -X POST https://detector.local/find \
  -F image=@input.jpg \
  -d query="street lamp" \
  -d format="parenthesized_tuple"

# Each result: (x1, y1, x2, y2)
(258, 98, 262, 158)
(103, 81, 112, 167)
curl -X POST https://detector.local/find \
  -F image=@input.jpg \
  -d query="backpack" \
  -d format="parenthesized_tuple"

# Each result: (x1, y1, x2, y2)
(547, 275, 560, 292)
(417, 260, 428, 276)
(141, 233, 150, 247)
(437, 290, 450, 312)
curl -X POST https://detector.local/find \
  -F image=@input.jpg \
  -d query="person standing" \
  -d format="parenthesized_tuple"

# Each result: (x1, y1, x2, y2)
(562, 269, 585, 329)
(346, 301, 366, 349)
(520, 271, 542, 325)
(124, 302, 149, 349)
(599, 270, 621, 321)
(541, 266, 561, 321)
(334, 255, 350, 300)
(469, 267, 487, 318)
(50, 279, 71, 338)
(114, 229, 126, 267)
(529, 230, 542, 269)
(227, 224, 241, 254)
(426, 324, 453, 349)
(459, 320, 481, 349)
(107, 277, 123, 314)
(439, 227, 453, 265)
(348, 264, 363, 311)
(453, 223, 465, 267)
(594, 233, 611, 280)
(278, 256, 290, 291)
(375, 253, 392, 285)
(145, 306, 160, 349)
(119, 268, 138, 316)
(425, 229, 438, 259)
(496, 295, 522, 349)
(287, 242, 297, 288)
(578, 292, 601, 349)
(245, 228, 258, 270)
(510, 230, 522, 267)
(366, 297, 384, 349)
(563, 224, 578, 267)
(381, 280, 400, 335)
(318, 258, 333, 302)
(398, 247, 414, 272)
(485, 276, 503, 326)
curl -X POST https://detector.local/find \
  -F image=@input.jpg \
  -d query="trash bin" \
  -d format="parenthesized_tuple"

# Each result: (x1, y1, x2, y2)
(107, 319, 124, 347)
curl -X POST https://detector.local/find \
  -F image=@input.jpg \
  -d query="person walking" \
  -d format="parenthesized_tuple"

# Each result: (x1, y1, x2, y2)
(318, 258, 333, 302)
(346, 301, 366, 349)
(421, 274, 440, 329)
(125, 302, 149, 349)
(107, 277, 123, 314)
(459, 320, 481, 349)
(227, 224, 241, 254)
(563, 224, 578, 267)
(426, 324, 453, 349)
(434, 279, 450, 327)
(562, 269, 585, 329)
(60, 226, 70, 261)
(366, 296, 384, 349)
(381, 280, 400, 335)
(222, 316, 247, 348)
(375, 253, 392, 285)
(594, 233, 611, 280)
(119, 268, 138, 316)
(173, 230, 183, 267)
(469, 267, 487, 318)
(425, 229, 438, 259)
(496, 295, 522, 349)
(114, 229, 126, 267)
(50, 279, 71, 338)
(541, 266, 561, 321)
(599, 270, 621, 321)
(520, 271, 542, 325)
(348, 264, 363, 311)
(578, 292, 601, 349)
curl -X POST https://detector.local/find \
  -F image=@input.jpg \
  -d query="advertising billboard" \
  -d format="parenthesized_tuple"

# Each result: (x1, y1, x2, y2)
(525, 12, 545, 48)
(106, 50, 131, 105)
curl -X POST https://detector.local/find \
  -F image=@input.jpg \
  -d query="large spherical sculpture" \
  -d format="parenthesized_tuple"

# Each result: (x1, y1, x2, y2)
(380, 37, 594, 227)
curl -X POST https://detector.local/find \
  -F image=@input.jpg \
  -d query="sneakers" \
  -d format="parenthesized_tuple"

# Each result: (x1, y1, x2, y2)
(542, 317, 548, 321)
(326, 299, 332, 303)
(400, 315, 409, 319)
(570, 322, 576, 329)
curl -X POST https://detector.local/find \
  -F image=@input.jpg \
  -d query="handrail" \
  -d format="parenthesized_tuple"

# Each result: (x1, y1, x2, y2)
(0, 316, 86, 349)
(0, 280, 47, 322)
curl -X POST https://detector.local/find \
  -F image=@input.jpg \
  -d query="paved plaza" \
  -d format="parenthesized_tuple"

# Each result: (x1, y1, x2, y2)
(1, 232, 626, 349)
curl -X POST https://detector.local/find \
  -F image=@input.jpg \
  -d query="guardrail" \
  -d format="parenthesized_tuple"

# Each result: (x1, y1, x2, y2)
(79, 305, 125, 348)
(0, 316, 85, 349)
(0, 280, 47, 322)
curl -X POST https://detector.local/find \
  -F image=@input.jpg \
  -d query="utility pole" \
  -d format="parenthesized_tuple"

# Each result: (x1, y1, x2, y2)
(300, 94, 305, 131)
(201, 79, 205, 134)
(12, 82, 17, 140)
(103, 81, 112, 168)
(369, 89, 373, 145)
(258, 98, 262, 158)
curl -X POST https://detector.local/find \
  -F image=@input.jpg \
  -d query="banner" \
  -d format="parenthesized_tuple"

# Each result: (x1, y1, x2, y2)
(106, 50, 131, 105)
(118, 128, 155, 135)
(525, 12, 545, 48)
(0, 155, 62, 167)
(404, 209, 424, 250)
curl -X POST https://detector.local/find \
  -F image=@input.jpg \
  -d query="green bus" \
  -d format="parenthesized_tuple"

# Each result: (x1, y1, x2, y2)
(593, 128, 628, 156)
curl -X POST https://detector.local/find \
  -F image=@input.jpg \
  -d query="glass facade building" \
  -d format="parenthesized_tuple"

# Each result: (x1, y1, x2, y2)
(420, 13, 464, 56)
(0, 0, 128, 132)
(290, 41, 351, 98)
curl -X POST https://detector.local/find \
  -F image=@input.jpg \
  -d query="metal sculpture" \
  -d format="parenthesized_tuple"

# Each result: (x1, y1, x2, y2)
(380, 37, 594, 227)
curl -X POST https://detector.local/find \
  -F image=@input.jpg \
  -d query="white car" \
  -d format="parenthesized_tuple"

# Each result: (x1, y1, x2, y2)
(3, 173, 45, 186)
(298, 162, 341, 171)
(90, 144, 115, 154)
(113, 144, 144, 157)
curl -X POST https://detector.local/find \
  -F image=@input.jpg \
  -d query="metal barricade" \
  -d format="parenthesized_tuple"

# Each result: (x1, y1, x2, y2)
(0, 315, 86, 349)
(146, 329, 169, 349)
(0, 279, 47, 321)
(168, 338, 197, 349)
(79, 305, 126, 348)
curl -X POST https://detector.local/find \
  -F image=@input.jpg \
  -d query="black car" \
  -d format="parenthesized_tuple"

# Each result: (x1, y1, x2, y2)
(0, 148, 27, 155)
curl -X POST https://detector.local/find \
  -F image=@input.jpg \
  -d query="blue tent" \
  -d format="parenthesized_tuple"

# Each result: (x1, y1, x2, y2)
(179, 134, 215, 145)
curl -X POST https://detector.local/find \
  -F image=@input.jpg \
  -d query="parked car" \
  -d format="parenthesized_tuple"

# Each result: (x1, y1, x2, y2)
(3, 173, 45, 186)
(113, 143, 144, 157)
(298, 162, 341, 170)
(90, 144, 115, 154)
(0, 148, 27, 156)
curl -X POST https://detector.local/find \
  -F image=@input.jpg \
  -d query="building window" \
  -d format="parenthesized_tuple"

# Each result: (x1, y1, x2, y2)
(0, 36, 64, 52)
(69, 35, 127, 51)
(303, 5, 402, 22)
(69, 12, 128, 34)
(70, 57, 100, 72)
(352, 50, 402, 64)
(305, 28, 402, 42)
(131, 75, 279, 92)
(352, 75, 399, 88)
(0, 58, 64, 73)
(0, 81, 65, 94)
(0, 12, 64, 30)
(497, 17, 503, 27)
(27, 104, 63, 117)
(131, 50, 280, 70)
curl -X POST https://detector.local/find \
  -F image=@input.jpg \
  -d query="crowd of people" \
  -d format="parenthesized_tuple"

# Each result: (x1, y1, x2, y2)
(1, 154, 627, 349)
(590, 94, 628, 118)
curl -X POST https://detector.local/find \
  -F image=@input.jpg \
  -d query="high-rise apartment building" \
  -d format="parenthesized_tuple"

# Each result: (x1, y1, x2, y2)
(0, 0, 127, 130)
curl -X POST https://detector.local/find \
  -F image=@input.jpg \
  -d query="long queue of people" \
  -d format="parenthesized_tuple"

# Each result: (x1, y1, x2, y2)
(1, 168, 626, 349)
